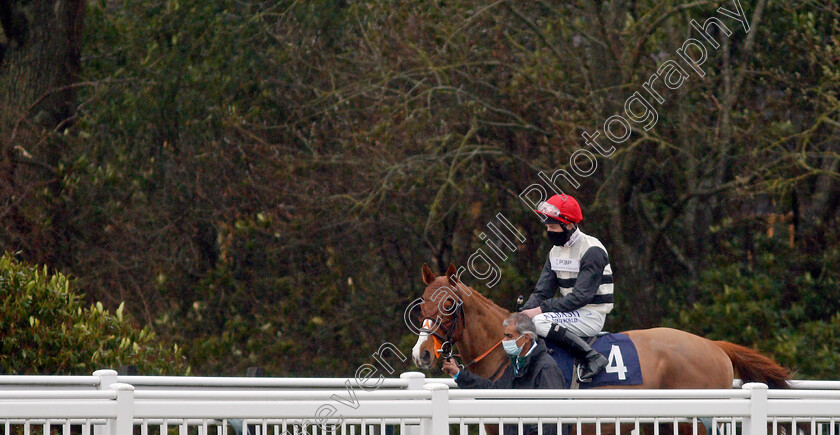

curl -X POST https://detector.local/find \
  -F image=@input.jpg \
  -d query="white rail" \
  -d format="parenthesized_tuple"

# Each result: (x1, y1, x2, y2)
(0, 370, 836, 435)
(3, 370, 835, 391)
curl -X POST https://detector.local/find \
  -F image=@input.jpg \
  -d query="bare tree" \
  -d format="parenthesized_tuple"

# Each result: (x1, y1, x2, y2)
(0, 0, 85, 267)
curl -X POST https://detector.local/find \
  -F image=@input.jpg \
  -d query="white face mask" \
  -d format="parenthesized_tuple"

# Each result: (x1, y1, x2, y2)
(502, 335, 525, 356)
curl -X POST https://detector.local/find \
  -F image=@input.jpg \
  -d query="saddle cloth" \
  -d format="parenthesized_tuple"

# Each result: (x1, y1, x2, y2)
(544, 332, 644, 388)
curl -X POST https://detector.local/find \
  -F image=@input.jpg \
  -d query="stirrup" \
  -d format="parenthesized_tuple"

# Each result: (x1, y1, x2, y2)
(576, 353, 607, 383)
(576, 365, 595, 383)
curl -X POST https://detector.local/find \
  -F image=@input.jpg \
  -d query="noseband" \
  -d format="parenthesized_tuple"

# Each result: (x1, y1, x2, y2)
(420, 300, 507, 380)
(420, 302, 465, 360)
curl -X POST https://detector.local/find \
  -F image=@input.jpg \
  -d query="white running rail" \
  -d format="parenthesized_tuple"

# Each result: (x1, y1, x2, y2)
(0, 370, 837, 435)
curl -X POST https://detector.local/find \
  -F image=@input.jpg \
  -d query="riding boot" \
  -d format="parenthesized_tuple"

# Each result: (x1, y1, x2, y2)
(544, 324, 608, 382)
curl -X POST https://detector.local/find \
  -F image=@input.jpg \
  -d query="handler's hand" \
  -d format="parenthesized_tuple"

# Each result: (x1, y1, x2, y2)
(520, 307, 542, 318)
(441, 358, 460, 377)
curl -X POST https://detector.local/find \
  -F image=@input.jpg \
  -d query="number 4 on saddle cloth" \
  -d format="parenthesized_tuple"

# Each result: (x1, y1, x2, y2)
(544, 332, 644, 388)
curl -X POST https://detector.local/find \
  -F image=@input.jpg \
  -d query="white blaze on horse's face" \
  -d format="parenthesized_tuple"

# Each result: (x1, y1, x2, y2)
(412, 318, 434, 368)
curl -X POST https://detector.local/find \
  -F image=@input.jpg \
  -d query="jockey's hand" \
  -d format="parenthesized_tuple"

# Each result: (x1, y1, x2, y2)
(441, 358, 460, 377)
(521, 307, 542, 318)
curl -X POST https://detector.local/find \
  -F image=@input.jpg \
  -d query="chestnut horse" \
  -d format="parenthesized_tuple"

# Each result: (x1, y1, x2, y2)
(411, 264, 790, 433)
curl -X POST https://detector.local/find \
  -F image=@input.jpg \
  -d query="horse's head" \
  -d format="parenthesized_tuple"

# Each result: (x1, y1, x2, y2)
(411, 262, 468, 369)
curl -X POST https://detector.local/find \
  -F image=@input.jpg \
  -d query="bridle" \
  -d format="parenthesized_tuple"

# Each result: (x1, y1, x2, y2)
(419, 301, 465, 360)
(419, 298, 507, 379)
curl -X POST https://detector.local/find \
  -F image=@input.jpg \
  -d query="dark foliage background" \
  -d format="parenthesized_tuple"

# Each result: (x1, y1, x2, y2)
(1, 0, 838, 378)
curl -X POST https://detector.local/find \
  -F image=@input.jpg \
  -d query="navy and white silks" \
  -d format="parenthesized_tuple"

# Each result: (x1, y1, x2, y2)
(523, 229, 614, 337)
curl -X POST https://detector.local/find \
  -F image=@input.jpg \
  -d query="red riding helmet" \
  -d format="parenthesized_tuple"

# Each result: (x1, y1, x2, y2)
(535, 194, 583, 224)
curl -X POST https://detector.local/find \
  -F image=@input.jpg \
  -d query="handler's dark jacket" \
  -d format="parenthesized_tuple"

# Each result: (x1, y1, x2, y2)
(455, 339, 565, 435)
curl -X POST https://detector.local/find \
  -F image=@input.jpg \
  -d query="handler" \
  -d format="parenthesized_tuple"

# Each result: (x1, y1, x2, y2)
(519, 193, 612, 382)
(442, 312, 564, 435)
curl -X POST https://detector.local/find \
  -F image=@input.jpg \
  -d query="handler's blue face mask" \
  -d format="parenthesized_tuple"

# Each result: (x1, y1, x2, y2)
(502, 335, 525, 356)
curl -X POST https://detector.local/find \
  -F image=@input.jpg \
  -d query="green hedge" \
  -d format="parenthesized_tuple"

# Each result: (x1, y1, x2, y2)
(0, 253, 188, 375)
(663, 236, 840, 379)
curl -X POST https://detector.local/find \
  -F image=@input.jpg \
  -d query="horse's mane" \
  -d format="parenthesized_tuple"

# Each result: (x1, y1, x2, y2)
(444, 277, 510, 318)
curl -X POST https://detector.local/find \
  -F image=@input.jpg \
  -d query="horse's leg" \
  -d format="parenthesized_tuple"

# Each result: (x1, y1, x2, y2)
(677, 422, 702, 435)
(644, 420, 701, 435)
(620, 422, 656, 435)
(619, 422, 642, 435)
(646, 420, 708, 435)
(573, 422, 617, 435)
(482, 422, 557, 435)
(570, 415, 699, 435)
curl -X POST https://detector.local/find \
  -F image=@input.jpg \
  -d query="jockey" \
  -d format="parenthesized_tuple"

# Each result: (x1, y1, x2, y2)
(520, 193, 612, 382)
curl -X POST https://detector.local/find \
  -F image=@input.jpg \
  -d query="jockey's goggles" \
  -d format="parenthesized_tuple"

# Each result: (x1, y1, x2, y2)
(536, 201, 573, 224)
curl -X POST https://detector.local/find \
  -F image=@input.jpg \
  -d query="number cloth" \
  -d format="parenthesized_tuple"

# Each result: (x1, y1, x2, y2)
(544, 332, 643, 388)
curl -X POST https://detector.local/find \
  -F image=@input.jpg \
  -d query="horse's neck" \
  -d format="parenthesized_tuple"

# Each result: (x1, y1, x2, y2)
(458, 289, 510, 377)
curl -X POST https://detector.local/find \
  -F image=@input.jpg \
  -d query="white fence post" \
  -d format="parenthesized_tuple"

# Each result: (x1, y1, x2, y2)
(743, 382, 768, 435)
(94, 369, 119, 388)
(401, 372, 425, 435)
(110, 383, 135, 435)
(422, 383, 449, 435)
(94, 370, 119, 435)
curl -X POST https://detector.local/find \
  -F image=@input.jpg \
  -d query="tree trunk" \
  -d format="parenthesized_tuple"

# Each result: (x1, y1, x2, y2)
(0, 0, 85, 265)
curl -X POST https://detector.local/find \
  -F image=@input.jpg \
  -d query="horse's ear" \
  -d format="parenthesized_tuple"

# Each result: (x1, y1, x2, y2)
(421, 263, 436, 285)
(445, 263, 458, 286)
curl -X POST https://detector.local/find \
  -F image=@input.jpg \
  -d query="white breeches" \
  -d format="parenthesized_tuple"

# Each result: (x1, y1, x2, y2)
(533, 308, 605, 337)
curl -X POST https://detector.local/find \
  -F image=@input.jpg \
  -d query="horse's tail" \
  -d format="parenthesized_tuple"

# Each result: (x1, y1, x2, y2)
(714, 341, 791, 389)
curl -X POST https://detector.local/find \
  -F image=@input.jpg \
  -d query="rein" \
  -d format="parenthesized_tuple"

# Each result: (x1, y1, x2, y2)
(464, 339, 503, 368)
(465, 338, 507, 382)
(421, 302, 507, 379)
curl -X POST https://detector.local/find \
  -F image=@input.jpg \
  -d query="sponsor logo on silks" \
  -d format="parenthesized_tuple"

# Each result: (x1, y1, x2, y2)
(541, 311, 582, 324)
(546, 311, 581, 319)
(550, 258, 580, 272)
